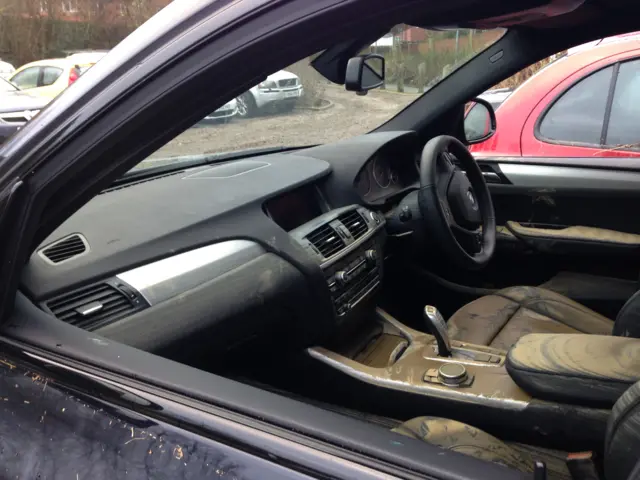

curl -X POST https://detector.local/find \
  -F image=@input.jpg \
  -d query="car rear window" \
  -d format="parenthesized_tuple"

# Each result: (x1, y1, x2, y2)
(606, 59, 640, 147)
(42, 66, 63, 86)
(538, 66, 613, 145)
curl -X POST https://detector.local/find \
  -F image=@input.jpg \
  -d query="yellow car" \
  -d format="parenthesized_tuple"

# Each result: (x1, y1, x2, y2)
(9, 52, 107, 99)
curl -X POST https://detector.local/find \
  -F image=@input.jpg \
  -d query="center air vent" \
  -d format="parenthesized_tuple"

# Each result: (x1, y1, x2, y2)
(338, 210, 368, 240)
(306, 224, 345, 258)
(46, 282, 142, 331)
(40, 234, 88, 264)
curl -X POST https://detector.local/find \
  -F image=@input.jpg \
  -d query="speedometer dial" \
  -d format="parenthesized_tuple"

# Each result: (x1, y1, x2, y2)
(372, 156, 391, 188)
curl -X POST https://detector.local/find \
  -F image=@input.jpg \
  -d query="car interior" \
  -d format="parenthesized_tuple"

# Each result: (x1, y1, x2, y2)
(5, 1, 640, 479)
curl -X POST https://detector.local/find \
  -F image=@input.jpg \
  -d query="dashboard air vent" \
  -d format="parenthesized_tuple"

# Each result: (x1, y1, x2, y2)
(40, 234, 87, 264)
(47, 283, 136, 330)
(306, 224, 345, 258)
(338, 210, 368, 240)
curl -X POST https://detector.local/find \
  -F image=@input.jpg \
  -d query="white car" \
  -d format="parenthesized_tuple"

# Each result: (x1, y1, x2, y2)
(0, 59, 15, 80)
(202, 98, 238, 123)
(9, 52, 108, 99)
(236, 70, 303, 118)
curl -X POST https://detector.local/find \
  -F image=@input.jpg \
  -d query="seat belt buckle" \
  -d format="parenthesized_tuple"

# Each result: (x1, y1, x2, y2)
(533, 461, 547, 480)
(566, 451, 602, 480)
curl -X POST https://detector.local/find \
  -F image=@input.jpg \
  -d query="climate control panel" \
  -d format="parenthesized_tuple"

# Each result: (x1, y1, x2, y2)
(324, 241, 383, 318)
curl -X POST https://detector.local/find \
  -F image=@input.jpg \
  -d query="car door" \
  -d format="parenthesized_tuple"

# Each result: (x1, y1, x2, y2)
(469, 54, 640, 318)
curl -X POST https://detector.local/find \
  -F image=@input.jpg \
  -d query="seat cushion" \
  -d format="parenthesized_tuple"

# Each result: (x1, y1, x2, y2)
(392, 417, 570, 479)
(447, 286, 614, 350)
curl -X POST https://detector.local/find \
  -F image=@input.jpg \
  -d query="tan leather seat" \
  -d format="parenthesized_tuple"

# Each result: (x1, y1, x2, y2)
(447, 286, 614, 351)
(392, 417, 571, 479)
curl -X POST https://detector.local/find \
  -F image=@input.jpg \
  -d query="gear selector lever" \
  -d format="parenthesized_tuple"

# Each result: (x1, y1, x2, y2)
(423, 306, 452, 357)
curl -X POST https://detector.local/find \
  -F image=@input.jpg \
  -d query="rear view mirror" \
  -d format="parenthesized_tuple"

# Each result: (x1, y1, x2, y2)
(345, 54, 385, 95)
(464, 98, 497, 144)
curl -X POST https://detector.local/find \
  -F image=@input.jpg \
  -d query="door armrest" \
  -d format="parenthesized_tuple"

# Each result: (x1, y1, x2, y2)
(506, 334, 640, 407)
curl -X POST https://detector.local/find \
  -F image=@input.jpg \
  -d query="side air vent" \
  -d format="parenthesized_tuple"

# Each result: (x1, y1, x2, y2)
(306, 224, 345, 258)
(47, 282, 140, 330)
(338, 210, 368, 240)
(40, 234, 88, 264)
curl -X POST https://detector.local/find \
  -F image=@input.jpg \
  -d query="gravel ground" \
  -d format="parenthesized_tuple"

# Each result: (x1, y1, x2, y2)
(148, 86, 418, 162)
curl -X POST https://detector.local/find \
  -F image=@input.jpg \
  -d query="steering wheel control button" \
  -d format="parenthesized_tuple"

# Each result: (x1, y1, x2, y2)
(437, 363, 473, 387)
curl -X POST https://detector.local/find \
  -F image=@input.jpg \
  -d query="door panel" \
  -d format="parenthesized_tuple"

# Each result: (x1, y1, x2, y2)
(477, 159, 640, 316)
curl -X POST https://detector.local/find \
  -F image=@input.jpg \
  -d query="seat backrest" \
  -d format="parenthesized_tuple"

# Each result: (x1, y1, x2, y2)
(605, 380, 640, 480)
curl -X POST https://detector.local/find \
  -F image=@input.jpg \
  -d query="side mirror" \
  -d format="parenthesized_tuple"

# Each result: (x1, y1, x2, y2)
(464, 98, 497, 144)
(345, 54, 385, 95)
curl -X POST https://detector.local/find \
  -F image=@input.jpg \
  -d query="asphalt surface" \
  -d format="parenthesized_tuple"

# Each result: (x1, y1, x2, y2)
(149, 86, 418, 162)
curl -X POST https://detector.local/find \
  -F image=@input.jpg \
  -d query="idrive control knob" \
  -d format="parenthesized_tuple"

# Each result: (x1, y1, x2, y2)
(437, 363, 468, 386)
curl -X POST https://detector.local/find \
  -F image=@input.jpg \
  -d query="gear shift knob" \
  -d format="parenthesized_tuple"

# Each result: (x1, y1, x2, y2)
(423, 305, 452, 357)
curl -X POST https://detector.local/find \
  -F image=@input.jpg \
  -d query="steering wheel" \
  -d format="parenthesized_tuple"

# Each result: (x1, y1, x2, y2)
(417, 135, 495, 269)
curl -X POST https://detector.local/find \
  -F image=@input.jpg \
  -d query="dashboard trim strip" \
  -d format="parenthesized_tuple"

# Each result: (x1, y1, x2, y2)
(116, 240, 265, 306)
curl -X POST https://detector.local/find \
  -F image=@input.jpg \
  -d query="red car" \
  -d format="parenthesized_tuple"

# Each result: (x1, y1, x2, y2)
(471, 34, 640, 160)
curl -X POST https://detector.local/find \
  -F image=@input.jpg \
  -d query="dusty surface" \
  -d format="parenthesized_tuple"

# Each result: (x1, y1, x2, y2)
(148, 86, 418, 162)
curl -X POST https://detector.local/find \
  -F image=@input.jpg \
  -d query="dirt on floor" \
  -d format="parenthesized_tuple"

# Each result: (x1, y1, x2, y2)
(147, 86, 418, 164)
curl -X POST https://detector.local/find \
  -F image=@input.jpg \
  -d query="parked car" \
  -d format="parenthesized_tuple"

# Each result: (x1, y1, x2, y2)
(201, 98, 238, 123)
(3, 1, 640, 479)
(9, 51, 107, 99)
(471, 35, 640, 159)
(236, 70, 303, 117)
(0, 58, 15, 79)
(0, 77, 49, 143)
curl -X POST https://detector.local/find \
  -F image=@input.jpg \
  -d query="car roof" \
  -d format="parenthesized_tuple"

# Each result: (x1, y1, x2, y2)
(499, 38, 640, 109)
(16, 59, 71, 70)
(568, 31, 640, 56)
(16, 55, 103, 72)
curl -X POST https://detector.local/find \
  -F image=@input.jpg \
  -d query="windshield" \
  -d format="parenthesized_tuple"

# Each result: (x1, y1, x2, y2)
(0, 77, 18, 93)
(141, 26, 504, 170)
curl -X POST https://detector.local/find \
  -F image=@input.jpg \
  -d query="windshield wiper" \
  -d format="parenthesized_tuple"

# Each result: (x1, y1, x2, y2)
(111, 145, 314, 188)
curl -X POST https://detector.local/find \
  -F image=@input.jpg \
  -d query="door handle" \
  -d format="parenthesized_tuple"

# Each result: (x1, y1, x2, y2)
(482, 172, 501, 184)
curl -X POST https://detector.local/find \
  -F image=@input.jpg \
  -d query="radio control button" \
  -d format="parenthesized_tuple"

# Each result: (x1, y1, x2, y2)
(335, 271, 349, 285)
(365, 249, 377, 264)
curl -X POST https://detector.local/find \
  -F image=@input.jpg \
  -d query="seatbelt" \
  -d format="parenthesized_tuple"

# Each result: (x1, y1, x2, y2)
(534, 461, 547, 480)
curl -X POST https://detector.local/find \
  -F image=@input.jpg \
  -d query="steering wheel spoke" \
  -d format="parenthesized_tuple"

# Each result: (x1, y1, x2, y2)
(451, 224, 483, 254)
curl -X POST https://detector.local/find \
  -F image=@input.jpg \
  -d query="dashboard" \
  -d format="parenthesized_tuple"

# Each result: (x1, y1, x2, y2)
(19, 130, 420, 359)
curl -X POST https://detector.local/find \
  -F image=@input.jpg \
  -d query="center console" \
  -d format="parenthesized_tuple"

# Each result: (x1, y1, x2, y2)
(308, 308, 530, 409)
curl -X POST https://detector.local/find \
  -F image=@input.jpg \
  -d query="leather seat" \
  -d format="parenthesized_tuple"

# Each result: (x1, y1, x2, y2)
(392, 417, 571, 479)
(447, 286, 615, 350)
(392, 380, 640, 479)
